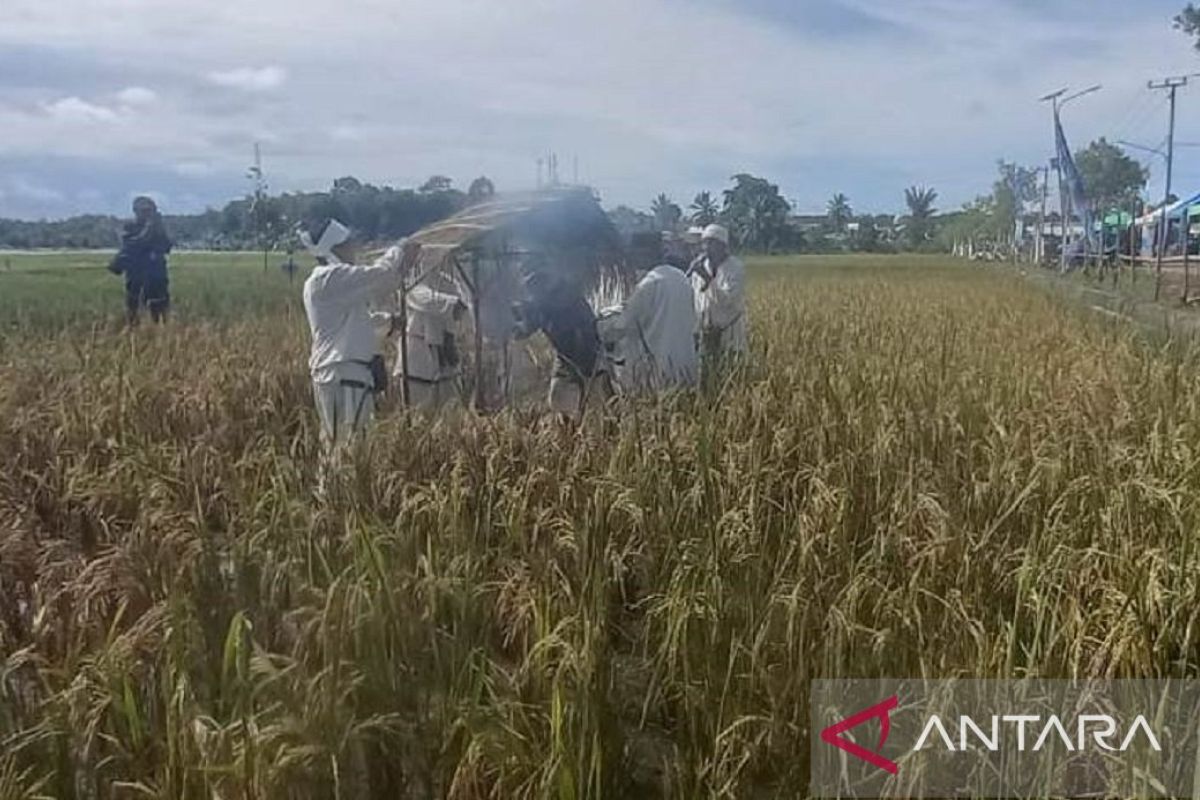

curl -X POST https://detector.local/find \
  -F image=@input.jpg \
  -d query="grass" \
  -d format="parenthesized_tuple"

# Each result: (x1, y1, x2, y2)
(0, 251, 303, 336)
(3, 252, 1200, 798)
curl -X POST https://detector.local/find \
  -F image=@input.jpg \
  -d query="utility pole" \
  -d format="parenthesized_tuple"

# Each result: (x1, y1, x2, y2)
(1118, 140, 1170, 284)
(1142, 76, 1200, 299)
(1149, 75, 1196, 300)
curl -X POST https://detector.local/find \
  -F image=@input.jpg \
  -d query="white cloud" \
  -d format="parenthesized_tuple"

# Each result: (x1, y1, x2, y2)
(207, 66, 287, 92)
(173, 160, 215, 177)
(1, 0, 1199, 217)
(116, 86, 157, 106)
(329, 124, 369, 143)
(42, 96, 118, 123)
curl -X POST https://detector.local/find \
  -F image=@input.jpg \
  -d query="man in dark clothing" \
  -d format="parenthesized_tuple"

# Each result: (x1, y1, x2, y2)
(513, 268, 609, 418)
(109, 196, 173, 325)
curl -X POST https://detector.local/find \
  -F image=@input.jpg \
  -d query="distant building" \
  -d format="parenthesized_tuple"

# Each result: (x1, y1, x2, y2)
(789, 214, 827, 233)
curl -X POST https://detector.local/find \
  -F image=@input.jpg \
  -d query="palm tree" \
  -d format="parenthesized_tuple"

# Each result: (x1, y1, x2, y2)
(650, 193, 683, 232)
(690, 191, 719, 226)
(827, 193, 852, 233)
(904, 186, 939, 248)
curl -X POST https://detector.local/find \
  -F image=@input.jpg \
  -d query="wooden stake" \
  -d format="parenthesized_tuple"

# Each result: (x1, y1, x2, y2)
(398, 280, 411, 408)
(472, 256, 484, 412)
(1130, 200, 1138, 285)
(1185, 211, 1192, 304)
(1156, 216, 1167, 302)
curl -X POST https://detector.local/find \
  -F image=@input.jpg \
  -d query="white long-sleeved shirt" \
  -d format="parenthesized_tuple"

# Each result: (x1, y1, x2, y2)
(397, 284, 462, 381)
(691, 254, 747, 355)
(303, 247, 404, 384)
(599, 265, 698, 391)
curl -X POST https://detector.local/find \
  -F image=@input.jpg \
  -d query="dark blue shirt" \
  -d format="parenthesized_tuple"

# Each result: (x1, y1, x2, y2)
(112, 217, 173, 281)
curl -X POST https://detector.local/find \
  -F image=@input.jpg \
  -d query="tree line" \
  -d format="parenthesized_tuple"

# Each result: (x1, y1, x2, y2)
(0, 140, 1149, 258)
(608, 176, 942, 255)
(0, 175, 496, 251)
(0, 171, 936, 255)
(941, 139, 1149, 256)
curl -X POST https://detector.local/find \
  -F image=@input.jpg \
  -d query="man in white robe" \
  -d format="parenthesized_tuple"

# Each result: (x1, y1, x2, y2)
(599, 240, 698, 393)
(301, 220, 421, 452)
(689, 223, 748, 361)
(395, 283, 466, 410)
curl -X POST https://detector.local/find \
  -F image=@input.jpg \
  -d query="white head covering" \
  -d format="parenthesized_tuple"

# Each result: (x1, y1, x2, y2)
(683, 226, 705, 245)
(701, 224, 729, 245)
(300, 219, 351, 260)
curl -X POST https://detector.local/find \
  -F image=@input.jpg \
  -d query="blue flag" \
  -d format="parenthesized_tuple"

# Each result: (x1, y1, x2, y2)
(1055, 110, 1094, 259)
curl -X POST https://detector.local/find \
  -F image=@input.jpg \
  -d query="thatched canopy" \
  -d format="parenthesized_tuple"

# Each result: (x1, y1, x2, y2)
(367, 187, 624, 411)
(404, 187, 623, 286)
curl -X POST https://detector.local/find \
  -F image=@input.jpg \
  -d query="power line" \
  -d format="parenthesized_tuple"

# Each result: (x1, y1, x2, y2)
(1117, 139, 1166, 159)
(1108, 89, 1157, 141)
(1110, 94, 1169, 146)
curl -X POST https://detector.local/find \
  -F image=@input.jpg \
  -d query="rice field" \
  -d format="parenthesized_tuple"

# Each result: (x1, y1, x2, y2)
(3, 252, 1200, 798)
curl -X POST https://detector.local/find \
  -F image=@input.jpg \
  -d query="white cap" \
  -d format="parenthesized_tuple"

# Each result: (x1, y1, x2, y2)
(301, 219, 351, 259)
(683, 226, 705, 244)
(701, 223, 729, 245)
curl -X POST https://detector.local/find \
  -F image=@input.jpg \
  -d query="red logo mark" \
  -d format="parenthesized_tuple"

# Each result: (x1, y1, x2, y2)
(820, 695, 900, 775)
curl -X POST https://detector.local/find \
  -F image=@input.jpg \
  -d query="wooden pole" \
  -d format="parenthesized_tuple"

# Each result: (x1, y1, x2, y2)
(1154, 81, 1182, 301)
(1038, 165, 1049, 265)
(1112, 212, 1120, 289)
(398, 281, 411, 408)
(1130, 200, 1138, 285)
(1185, 211, 1192, 304)
(1156, 216, 1165, 301)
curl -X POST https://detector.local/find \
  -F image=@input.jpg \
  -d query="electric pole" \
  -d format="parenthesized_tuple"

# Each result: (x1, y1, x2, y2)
(1149, 75, 1196, 300)
(1037, 165, 1049, 264)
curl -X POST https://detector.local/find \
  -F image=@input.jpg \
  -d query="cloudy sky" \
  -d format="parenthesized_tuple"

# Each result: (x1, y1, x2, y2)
(4, 0, 1200, 220)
